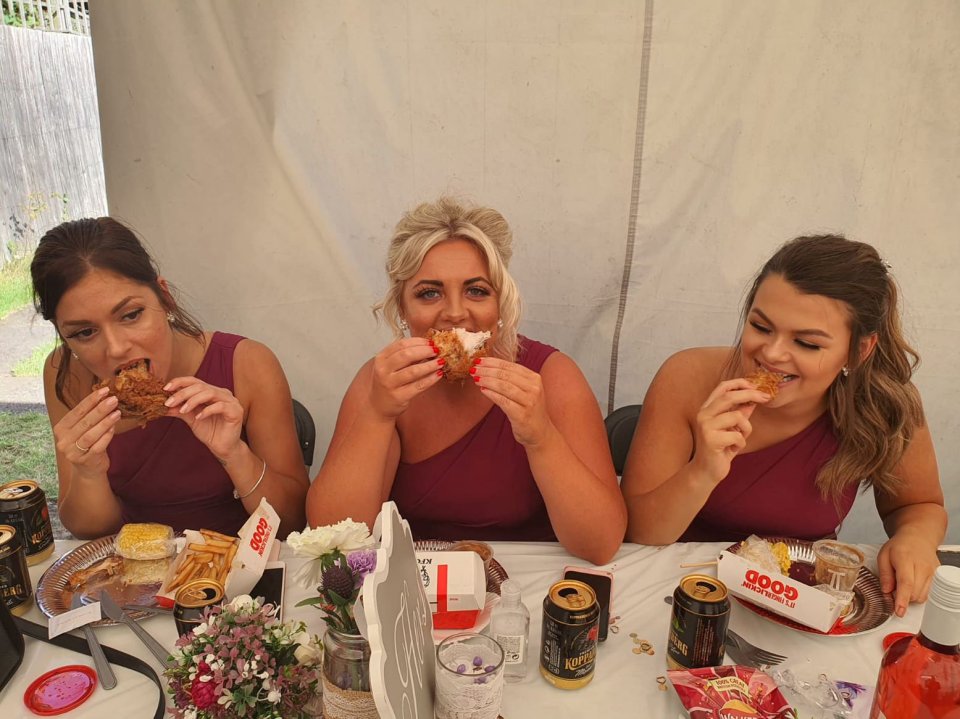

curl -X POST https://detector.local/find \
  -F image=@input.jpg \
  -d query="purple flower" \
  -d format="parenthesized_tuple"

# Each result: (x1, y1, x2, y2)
(347, 549, 378, 585)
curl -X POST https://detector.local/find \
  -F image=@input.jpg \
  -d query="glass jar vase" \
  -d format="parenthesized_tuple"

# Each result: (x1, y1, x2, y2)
(321, 629, 379, 719)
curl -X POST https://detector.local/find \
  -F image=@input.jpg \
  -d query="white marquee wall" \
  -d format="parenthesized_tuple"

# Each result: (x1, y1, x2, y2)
(89, 0, 958, 542)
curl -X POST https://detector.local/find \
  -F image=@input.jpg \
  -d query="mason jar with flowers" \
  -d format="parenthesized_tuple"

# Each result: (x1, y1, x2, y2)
(287, 519, 379, 719)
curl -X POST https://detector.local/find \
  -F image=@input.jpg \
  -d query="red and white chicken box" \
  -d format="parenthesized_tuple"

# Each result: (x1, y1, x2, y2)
(717, 550, 846, 633)
(415, 550, 485, 630)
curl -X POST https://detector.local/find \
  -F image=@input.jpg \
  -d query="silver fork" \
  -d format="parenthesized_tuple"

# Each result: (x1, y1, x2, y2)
(725, 629, 787, 668)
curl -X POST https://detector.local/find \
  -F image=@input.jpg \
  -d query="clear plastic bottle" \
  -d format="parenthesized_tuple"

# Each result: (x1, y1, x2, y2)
(490, 579, 530, 682)
(868, 564, 960, 718)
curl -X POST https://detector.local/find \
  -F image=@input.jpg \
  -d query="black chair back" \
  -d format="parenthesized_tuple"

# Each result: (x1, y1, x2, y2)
(604, 404, 642, 476)
(292, 399, 316, 467)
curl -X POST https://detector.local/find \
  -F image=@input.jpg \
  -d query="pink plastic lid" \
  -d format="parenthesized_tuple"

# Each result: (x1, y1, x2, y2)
(23, 665, 97, 715)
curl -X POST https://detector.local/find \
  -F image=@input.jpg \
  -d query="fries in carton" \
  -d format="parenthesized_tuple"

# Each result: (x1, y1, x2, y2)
(717, 550, 846, 632)
(156, 499, 281, 607)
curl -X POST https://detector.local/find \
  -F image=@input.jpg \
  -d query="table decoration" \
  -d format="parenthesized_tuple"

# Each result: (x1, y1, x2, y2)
(288, 519, 378, 719)
(434, 632, 505, 719)
(164, 594, 323, 719)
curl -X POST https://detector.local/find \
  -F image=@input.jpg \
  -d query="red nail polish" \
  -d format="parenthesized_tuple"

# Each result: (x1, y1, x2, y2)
(469, 366, 477, 375)
(433, 345, 440, 354)
(436, 369, 444, 377)
(473, 357, 482, 365)
(473, 376, 480, 383)
(438, 358, 446, 366)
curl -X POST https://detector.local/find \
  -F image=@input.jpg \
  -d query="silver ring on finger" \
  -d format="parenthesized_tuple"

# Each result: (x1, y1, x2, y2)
(75, 440, 91, 453)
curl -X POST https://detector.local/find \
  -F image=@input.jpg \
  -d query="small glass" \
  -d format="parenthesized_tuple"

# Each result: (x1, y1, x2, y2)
(812, 540, 864, 592)
(435, 632, 504, 719)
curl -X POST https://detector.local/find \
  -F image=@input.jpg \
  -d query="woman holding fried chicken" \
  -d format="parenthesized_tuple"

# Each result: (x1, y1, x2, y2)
(31, 217, 308, 539)
(621, 235, 946, 616)
(307, 197, 626, 564)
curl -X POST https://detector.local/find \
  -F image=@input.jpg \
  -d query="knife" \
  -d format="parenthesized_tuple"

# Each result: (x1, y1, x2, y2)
(71, 594, 117, 690)
(99, 591, 171, 665)
(122, 603, 172, 616)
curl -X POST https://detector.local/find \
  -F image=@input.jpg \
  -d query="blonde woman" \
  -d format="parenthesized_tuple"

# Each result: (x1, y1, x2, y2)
(308, 198, 626, 564)
(621, 235, 946, 616)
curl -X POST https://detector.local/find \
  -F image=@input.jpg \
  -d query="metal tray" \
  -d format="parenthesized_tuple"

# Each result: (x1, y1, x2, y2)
(414, 540, 509, 595)
(727, 537, 893, 636)
(37, 535, 168, 626)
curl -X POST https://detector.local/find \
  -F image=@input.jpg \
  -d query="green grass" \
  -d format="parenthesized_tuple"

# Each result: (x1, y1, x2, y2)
(13, 339, 55, 377)
(0, 412, 58, 499)
(0, 257, 33, 319)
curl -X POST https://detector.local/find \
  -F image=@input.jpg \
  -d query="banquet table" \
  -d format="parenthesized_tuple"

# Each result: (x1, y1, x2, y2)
(1, 539, 935, 718)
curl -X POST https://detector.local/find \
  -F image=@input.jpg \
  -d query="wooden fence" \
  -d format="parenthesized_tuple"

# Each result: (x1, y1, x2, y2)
(0, 21, 105, 266)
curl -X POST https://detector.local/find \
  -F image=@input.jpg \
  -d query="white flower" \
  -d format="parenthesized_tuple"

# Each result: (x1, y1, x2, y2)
(267, 689, 281, 704)
(287, 519, 373, 558)
(191, 622, 208, 636)
(293, 631, 323, 666)
(227, 594, 257, 612)
(184, 710, 197, 719)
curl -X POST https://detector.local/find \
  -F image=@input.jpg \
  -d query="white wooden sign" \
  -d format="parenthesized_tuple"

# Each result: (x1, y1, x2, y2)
(362, 502, 435, 719)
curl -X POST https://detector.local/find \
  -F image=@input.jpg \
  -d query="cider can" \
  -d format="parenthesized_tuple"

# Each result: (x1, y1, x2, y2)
(666, 574, 730, 670)
(173, 579, 224, 636)
(540, 580, 600, 689)
(0, 480, 54, 565)
(0, 524, 33, 616)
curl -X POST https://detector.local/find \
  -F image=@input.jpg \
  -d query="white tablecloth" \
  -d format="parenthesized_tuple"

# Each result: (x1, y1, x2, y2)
(2, 540, 930, 718)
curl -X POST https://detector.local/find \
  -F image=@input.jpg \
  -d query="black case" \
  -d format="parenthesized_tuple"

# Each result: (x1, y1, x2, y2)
(0, 598, 25, 691)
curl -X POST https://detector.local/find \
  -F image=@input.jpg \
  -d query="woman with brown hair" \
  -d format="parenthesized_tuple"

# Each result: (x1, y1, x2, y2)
(31, 217, 308, 539)
(621, 235, 946, 616)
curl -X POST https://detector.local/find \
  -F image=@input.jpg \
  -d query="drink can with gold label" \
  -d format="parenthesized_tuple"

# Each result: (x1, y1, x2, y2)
(0, 480, 54, 565)
(0, 524, 33, 616)
(174, 579, 224, 636)
(666, 574, 730, 670)
(540, 580, 600, 689)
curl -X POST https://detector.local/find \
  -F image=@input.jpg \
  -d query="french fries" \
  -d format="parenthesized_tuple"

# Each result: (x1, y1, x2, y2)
(166, 528, 239, 593)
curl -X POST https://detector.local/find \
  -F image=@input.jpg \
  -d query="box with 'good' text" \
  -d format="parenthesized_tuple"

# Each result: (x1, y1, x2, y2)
(717, 550, 845, 632)
(415, 551, 485, 630)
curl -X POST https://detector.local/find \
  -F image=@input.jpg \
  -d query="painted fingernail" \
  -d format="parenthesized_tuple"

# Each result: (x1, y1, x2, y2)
(473, 376, 480, 383)
(469, 367, 477, 375)
(436, 370, 444, 377)
(432, 345, 440, 354)
(164, 397, 175, 406)
(437, 358, 446, 366)
(473, 357, 482, 365)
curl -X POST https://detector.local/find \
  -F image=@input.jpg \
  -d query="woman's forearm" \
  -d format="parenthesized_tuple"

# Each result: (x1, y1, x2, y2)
(58, 472, 124, 539)
(882, 502, 947, 546)
(222, 442, 308, 538)
(525, 429, 627, 564)
(307, 408, 398, 531)
(622, 463, 719, 545)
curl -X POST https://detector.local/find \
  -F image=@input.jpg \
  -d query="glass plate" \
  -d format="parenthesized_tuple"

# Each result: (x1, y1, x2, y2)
(36, 535, 168, 626)
(727, 537, 893, 636)
(413, 540, 509, 595)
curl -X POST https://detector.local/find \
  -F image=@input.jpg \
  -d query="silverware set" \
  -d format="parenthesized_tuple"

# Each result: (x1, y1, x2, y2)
(724, 629, 787, 668)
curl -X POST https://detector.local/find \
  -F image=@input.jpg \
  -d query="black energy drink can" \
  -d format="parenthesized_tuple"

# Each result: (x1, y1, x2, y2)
(540, 580, 600, 689)
(0, 524, 33, 616)
(666, 574, 730, 669)
(0, 480, 54, 565)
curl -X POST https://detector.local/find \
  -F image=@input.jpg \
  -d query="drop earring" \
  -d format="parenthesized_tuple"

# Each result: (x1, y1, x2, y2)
(399, 318, 409, 331)
(497, 319, 503, 328)
(841, 366, 850, 377)
(71, 352, 78, 360)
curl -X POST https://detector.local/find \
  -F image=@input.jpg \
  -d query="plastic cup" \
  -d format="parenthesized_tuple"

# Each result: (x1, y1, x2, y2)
(435, 632, 504, 719)
(812, 540, 864, 592)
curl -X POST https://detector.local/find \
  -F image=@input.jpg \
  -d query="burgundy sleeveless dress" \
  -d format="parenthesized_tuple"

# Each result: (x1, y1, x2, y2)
(391, 337, 559, 542)
(106, 332, 250, 534)
(680, 412, 859, 542)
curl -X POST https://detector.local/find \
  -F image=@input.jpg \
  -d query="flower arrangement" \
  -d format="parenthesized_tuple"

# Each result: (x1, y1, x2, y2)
(164, 594, 323, 719)
(287, 519, 377, 635)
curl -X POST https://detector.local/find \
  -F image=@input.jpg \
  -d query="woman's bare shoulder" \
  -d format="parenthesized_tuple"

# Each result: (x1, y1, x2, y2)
(647, 347, 730, 407)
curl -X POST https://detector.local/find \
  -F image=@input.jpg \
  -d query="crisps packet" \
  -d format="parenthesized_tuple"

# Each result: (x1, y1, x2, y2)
(669, 665, 798, 719)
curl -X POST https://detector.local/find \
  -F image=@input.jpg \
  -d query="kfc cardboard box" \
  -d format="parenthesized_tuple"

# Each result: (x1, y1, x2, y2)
(416, 551, 485, 629)
(157, 498, 281, 606)
(717, 550, 846, 632)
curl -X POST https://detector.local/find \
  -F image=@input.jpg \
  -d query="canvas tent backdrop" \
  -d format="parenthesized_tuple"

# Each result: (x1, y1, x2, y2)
(87, 1, 958, 542)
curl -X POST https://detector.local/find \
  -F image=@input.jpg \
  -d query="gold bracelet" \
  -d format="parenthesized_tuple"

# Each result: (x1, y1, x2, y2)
(233, 458, 267, 500)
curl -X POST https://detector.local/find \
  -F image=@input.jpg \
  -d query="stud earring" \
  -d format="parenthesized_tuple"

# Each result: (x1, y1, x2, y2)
(166, 312, 176, 323)
(841, 366, 850, 377)
(497, 319, 503, 329)
(71, 352, 79, 360)
(399, 318, 409, 331)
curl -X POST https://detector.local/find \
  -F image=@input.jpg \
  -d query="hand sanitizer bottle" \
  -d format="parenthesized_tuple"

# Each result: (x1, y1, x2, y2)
(491, 579, 530, 681)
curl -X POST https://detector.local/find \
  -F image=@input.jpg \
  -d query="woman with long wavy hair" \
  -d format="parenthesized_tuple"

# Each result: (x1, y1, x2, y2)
(621, 235, 946, 616)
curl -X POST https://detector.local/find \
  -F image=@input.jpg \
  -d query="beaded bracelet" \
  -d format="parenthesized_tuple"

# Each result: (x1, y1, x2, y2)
(233, 458, 267, 500)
